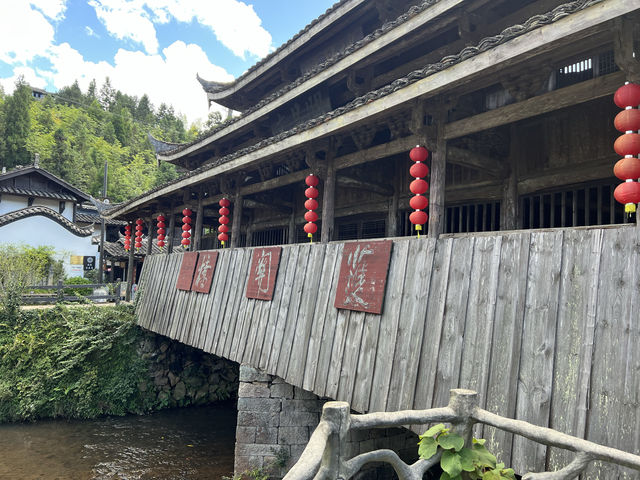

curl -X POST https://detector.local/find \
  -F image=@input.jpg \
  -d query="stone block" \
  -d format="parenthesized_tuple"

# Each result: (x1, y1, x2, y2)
(255, 426, 278, 444)
(289, 444, 307, 464)
(293, 386, 318, 400)
(240, 365, 273, 383)
(168, 371, 179, 387)
(236, 426, 257, 443)
(238, 397, 282, 413)
(278, 426, 310, 445)
(279, 411, 319, 427)
(238, 410, 280, 427)
(271, 376, 286, 384)
(281, 399, 323, 414)
(172, 381, 186, 401)
(238, 382, 271, 398)
(270, 383, 294, 398)
(234, 455, 263, 476)
(235, 443, 281, 457)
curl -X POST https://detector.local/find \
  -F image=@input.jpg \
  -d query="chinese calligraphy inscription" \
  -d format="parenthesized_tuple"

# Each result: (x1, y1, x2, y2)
(176, 251, 199, 291)
(246, 247, 282, 300)
(191, 251, 219, 293)
(334, 240, 392, 314)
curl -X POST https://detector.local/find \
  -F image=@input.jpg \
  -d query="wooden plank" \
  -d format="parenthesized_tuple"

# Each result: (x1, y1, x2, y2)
(210, 249, 242, 355)
(310, 243, 345, 396)
(286, 243, 327, 387)
(302, 243, 341, 391)
(151, 253, 177, 335)
(350, 311, 382, 413)
(586, 227, 640, 480)
(266, 245, 301, 374)
(201, 249, 233, 353)
(336, 310, 366, 404)
(276, 243, 313, 379)
(547, 228, 603, 472)
(412, 238, 453, 415)
(511, 230, 564, 475)
(483, 232, 530, 466)
(234, 297, 258, 364)
(258, 246, 293, 370)
(324, 308, 352, 400)
(432, 236, 475, 409)
(367, 239, 410, 412)
(385, 237, 437, 412)
(221, 249, 251, 359)
(458, 235, 502, 435)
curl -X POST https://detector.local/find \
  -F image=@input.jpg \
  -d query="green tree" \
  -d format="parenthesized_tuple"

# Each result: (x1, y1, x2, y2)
(2, 77, 32, 169)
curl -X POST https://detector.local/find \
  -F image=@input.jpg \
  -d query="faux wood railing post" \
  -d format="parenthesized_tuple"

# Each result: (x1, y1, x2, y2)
(447, 389, 478, 446)
(320, 402, 351, 480)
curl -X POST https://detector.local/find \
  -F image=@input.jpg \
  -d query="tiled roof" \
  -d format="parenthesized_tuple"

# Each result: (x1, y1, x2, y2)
(75, 212, 127, 225)
(0, 206, 93, 236)
(0, 185, 77, 201)
(104, 234, 164, 259)
(106, 0, 604, 218)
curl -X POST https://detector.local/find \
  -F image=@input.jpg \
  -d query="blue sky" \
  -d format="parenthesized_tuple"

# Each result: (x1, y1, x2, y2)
(0, 0, 336, 124)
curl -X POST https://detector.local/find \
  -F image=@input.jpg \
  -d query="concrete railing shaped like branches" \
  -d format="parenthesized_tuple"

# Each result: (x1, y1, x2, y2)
(284, 389, 640, 480)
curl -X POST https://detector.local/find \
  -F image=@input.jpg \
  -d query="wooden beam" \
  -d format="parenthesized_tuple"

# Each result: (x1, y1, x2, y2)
(613, 17, 640, 82)
(243, 198, 291, 214)
(231, 191, 243, 248)
(444, 71, 625, 140)
(193, 194, 204, 250)
(428, 107, 447, 238)
(447, 146, 505, 177)
(337, 174, 394, 196)
(321, 156, 336, 243)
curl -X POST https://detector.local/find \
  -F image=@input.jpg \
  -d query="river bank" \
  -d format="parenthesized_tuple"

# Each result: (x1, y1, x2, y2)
(0, 304, 238, 423)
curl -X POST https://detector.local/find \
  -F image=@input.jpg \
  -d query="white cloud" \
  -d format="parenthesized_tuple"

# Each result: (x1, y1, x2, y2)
(30, 0, 67, 20)
(0, 3, 56, 64)
(89, 0, 159, 54)
(88, 0, 272, 60)
(27, 41, 233, 125)
(0, 66, 48, 93)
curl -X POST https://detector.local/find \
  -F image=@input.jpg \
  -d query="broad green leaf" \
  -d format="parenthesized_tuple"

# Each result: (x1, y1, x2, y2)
(441, 450, 463, 477)
(418, 437, 438, 459)
(472, 443, 497, 468)
(424, 423, 447, 437)
(458, 447, 476, 471)
(472, 438, 486, 446)
(439, 432, 465, 452)
(440, 472, 450, 480)
(483, 470, 501, 480)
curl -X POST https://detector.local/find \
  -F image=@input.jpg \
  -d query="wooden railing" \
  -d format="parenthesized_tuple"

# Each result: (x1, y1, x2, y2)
(22, 282, 122, 304)
(285, 389, 640, 480)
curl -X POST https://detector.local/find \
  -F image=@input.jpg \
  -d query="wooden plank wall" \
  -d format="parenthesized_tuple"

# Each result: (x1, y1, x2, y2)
(136, 225, 640, 477)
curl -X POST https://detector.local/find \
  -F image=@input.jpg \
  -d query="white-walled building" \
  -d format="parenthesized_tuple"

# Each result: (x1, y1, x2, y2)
(0, 166, 98, 278)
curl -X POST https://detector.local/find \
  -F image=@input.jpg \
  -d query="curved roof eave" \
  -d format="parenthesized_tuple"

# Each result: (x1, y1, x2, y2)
(197, 0, 368, 106)
(110, 0, 629, 220)
(0, 206, 94, 237)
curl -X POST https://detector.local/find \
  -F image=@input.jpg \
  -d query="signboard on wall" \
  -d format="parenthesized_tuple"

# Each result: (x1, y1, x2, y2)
(176, 252, 199, 291)
(246, 246, 282, 301)
(191, 251, 218, 294)
(334, 240, 393, 314)
(83, 256, 96, 271)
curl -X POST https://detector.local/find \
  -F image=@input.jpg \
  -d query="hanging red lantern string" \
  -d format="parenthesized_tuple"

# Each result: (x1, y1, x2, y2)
(181, 208, 192, 249)
(304, 175, 319, 243)
(156, 214, 166, 249)
(124, 223, 132, 251)
(409, 145, 429, 237)
(218, 198, 230, 247)
(613, 83, 640, 215)
(134, 218, 143, 251)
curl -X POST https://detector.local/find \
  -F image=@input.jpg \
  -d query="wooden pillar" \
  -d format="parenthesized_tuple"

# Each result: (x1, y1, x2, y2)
(321, 157, 336, 243)
(288, 210, 297, 244)
(428, 126, 446, 238)
(125, 228, 135, 302)
(501, 126, 519, 230)
(146, 218, 153, 256)
(245, 212, 254, 247)
(167, 209, 176, 254)
(193, 194, 204, 251)
(387, 159, 399, 237)
(231, 190, 243, 248)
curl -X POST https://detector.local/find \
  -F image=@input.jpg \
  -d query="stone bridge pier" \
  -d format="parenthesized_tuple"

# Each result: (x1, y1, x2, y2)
(234, 365, 418, 479)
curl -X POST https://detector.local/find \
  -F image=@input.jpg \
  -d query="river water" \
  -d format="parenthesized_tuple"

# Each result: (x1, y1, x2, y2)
(0, 402, 237, 480)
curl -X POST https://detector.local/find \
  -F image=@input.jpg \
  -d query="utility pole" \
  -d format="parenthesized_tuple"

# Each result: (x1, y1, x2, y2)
(99, 161, 107, 283)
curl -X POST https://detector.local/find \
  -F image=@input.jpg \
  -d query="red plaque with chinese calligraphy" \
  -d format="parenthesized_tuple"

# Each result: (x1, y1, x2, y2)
(191, 251, 219, 294)
(176, 251, 199, 291)
(334, 240, 393, 314)
(246, 247, 282, 301)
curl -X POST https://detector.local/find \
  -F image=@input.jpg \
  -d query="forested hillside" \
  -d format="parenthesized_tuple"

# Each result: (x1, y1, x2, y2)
(0, 78, 219, 202)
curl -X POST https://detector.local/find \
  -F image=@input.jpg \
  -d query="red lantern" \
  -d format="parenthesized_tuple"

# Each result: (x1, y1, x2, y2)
(181, 209, 192, 248)
(218, 198, 230, 247)
(135, 218, 143, 251)
(614, 83, 640, 109)
(409, 145, 430, 235)
(124, 224, 132, 251)
(614, 181, 640, 212)
(303, 175, 320, 241)
(410, 146, 429, 163)
(614, 157, 640, 181)
(410, 179, 429, 195)
(614, 133, 640, 156)
(410, 195, 429, 210)
(156, 215, 166, 249)
(614, 109, 640, 132)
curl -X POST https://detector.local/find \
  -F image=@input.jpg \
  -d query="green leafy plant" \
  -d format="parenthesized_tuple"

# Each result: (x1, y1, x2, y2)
(418, 424, 515, 480)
